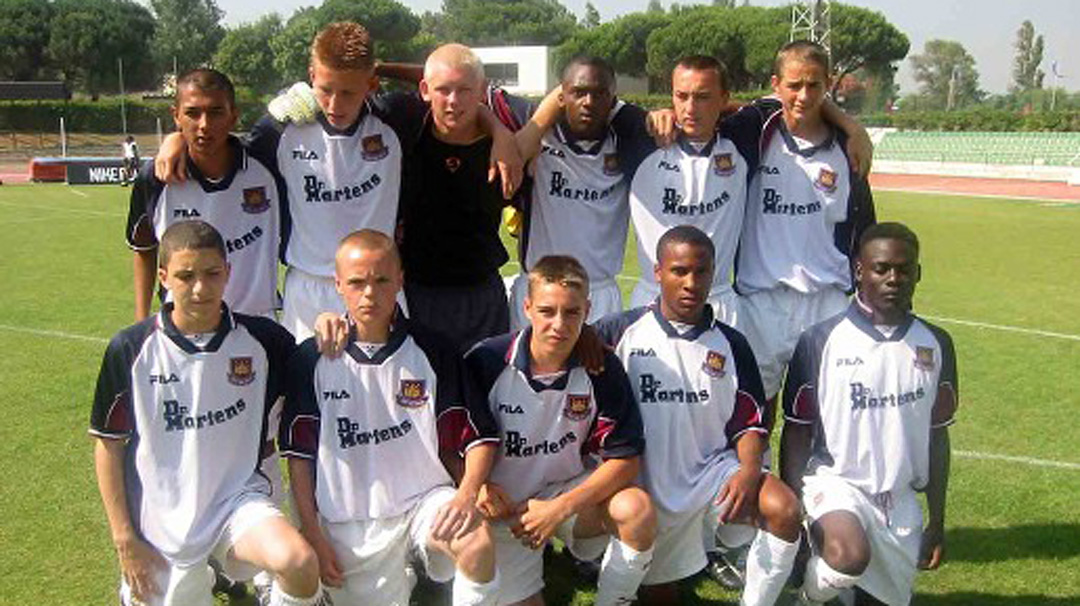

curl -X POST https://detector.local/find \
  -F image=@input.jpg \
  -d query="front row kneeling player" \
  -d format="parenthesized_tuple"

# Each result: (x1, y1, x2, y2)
(280, 229, 501, 606)
(595, 225, 802, 606)
(781, 222, 957, 606)
(465, 255, 657, 606)
(91, 220, 328, 606)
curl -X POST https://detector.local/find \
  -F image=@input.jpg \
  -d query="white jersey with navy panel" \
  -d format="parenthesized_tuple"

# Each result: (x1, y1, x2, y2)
(248, 97, 418, 279)
(126, 137, 283, 317)
(90, 304, 295, 566)
(629, 113, 760, 302)
(594, 304, 767, 515)
(463, 330, 645, 504)
(279, 312, 499, 523)
(783, 300, 958, 496)
(736, 107, 875, 295)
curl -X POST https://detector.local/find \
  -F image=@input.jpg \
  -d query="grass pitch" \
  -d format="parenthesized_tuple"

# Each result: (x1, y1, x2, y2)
(0, 184, 1078, 605)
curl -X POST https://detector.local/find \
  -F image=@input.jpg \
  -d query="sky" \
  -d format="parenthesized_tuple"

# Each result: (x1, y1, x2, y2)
(208, 0, 1080, 94)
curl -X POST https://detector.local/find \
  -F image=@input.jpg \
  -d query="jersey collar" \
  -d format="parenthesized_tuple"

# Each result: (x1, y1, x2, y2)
(510, 327, 580, 392)
(650, 298, 715, 341)
(555, 119, 609, 156)
(343, 306, 410, 365)
(676, 132, 719, 157)
(159, 302, 234, 354)
(846, 297, 915, 342)
(776, 119, 836, 158)
(185, 136, 244, 193)
(316, 101, 370, 138)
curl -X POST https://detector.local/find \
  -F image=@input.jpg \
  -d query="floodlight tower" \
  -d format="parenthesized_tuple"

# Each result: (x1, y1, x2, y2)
(790, 0, 832, 62)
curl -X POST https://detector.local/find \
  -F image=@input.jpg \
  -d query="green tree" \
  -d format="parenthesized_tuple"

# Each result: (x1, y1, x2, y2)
(0, 0, 54, 80)
(435, 0, 578, 46)
(583, 1, 601, 28)
(149, 0, 225, 74)
(213, 14, 284, 95)
(647, 0, 664, 13)
(1011, 20, 1044, 92)
(48, 0, 157, 98)
(270, 7, 320, 85)
(829, 4, 908, 95)
(909, 39, 983, 109)
(555, 11, 672, 78)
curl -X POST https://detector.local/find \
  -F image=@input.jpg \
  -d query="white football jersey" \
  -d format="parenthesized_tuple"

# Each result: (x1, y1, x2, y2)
(126, 138, 281, 317)
(596, 305, 767, 514)
(90, 306, 295, 565)
(280, 314, 498, 522)
(464, 330, 644, 504)
(783, 301, 958, 495)
(629, 135, 750, 295)
(737, 116, 874, 295)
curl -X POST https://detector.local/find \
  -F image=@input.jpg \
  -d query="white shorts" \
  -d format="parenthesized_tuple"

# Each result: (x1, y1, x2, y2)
(493, 474, 610, 604)
(642, 451, 753, 585)
(629, 280, 739, 325)
(324, 486, 458, 606)
(802, 475, 922, 606)
(119, 495, 283, 606)
(508, 274, 623, 331)
(282, 267, 346, 342)
(735, 286, 848, 399)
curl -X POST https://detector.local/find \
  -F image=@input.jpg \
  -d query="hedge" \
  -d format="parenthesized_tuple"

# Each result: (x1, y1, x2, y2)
(0, 97, 267, 133)
(860, 109, 1080, 132)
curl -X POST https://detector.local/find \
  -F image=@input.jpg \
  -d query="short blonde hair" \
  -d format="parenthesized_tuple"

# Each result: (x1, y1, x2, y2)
(312, 22, 374, 71)
(527, 255, 589, 298)
(424, 43, 485, 83)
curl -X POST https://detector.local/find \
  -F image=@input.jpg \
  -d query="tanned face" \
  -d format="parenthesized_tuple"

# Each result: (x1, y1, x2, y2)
(672, 66, 728, 142)
(172, 85, 237, 159)
(771, 57, 830, 130)
(525, 281, 590, 366)
(655, 241, 714, 324)
(309, 58, 378, 130)
(561, 64, 615, 140)
(855, 237, 920, 324)
(335, 244, 403, 330)
(421, 62, 483, 136)
(158, 247, 230, 326)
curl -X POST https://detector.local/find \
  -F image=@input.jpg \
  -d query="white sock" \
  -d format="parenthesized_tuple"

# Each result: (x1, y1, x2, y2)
(270, 580, 331, 606)
(803, 555, 860, 602)
(595, 538, 654, 606)
(452, 568, 500, 606)
(740, 530, 799, 606)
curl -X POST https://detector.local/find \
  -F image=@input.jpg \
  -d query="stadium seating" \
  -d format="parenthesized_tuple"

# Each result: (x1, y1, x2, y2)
(875, 131, 1080, 167)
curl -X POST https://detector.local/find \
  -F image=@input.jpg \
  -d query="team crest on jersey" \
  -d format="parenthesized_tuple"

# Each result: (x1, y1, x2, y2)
(241, 187, 270, 214)
(702, 350, 727, 378)
(396, 379, 429, 408)
(227, 357, 255, 385)
(445, 156, 462, 173)
(602, 153, 621, 176)
(563, 394, 592, 421)
(361, 134, 389, 161)
(914, 346, 936, 371)
(713, 153, 736, 176)
(815, 168, 838, 193)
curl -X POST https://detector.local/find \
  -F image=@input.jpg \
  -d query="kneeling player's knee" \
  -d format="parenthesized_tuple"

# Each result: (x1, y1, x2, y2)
(607, 487, 657, 545)
(758, 486, 802, 541)
(451, 522, 495, 580)
(821, 536, 870, 576)
(267, 538, 319, 581)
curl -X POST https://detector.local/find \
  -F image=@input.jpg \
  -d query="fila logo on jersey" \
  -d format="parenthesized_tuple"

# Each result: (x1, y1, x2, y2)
(638, 374, 709, 404)
(759, 165, 780, 175)
(149, 373, 180, 384)
(504, 430, 577, 458)
(396, 379, 429, 408)
(336, 416, 413, 449)
(658, 160, 681, 173)
(629, 347, 656, 357)
(292, 149, 319, 160)
(498, 403, 525, 415)
(549, 171, 617, 202)
(815, 168, 838, 193)
(849, 382, 926, 411)
(228, 357, 255, 386)
(163, 398, 247, 432)
(303, 174, 382, 203)
(762, 188, 822, 216)
(835, 357, 864, 367)
(914, 347, 936, 370)
(713, 153, 735, 176)
(361, 134, 389, 161)
(323, 390, 351, 400)
(702, 351, 726, 378)
(563, 394, 592, 421)
(540, 144, 565, 158)
(173, 208, 201, 218)
(662, 187, 730, 216)
(242, 187, 270, 214)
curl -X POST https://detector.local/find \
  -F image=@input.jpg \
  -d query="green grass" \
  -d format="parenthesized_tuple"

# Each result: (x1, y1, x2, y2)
(1, 184, 1079, 605)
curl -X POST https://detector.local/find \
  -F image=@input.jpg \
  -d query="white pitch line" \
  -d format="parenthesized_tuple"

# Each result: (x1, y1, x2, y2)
(873, 186, 1080, 205)
(921, 314, 1080, 343)
(956, 450, 1080, 471)
(68, 188, 89, 198)
(0, 324, 108, 345)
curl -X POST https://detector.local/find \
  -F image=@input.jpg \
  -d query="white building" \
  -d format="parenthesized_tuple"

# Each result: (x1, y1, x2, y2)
(473, 45, 650, 97)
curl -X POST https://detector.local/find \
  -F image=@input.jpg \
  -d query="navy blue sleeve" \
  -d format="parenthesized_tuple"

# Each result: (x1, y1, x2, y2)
(371, 91, 429, 149)
(719, 102, 770, 177)
(461, 334, 517, 453)
(126, 162, 163, 251)
(782, 317, 840, 424)
(610, 102, 656, 179)
(280, 339, 321, 459)
(926, 322, 959, 428)
(413, 325, 500, 454)
(244, 115, 284, 172)
(716, 323, 769, 440)
(585, 351, 645, 459)
(238, 315, 296, 409)
(492, 88, 534, 130)
(593, 307, 650, 349)
(833, 154, 876, 282)
(90, 320, 155, 439)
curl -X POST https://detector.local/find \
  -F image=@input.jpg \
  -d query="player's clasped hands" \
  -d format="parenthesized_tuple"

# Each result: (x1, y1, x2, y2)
(115, 534, 167, 603)
(431, 490, 484, 542)
(515, 497, 573, 550)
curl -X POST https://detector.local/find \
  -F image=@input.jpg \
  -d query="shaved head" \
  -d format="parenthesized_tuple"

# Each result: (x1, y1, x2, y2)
(424, 43, 485, 84)
(335, 229, 400, 274)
